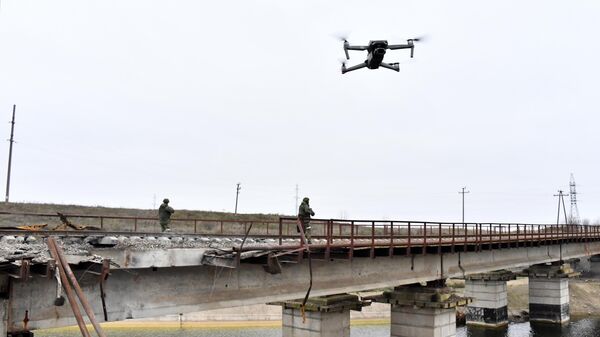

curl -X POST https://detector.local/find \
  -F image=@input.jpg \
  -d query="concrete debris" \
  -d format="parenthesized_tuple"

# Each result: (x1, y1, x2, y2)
(89, 236, 119, 247)
(1, 236, 16, 244)
(25, 236, 38, 243)
(0, 234, 305, 271)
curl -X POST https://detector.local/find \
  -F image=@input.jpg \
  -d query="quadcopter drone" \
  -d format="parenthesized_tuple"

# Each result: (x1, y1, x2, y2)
(340, 39, 421, 74)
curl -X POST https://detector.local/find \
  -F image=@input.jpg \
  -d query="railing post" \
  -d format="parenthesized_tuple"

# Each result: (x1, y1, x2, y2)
(325, 220, 331, 260)
(134, 218, 138, 232)
(194, 220, 197, 234)
(349, 221, 355, 260)
(438, 223, 442, 254)
(464, 223, 467, 252)
(407, 222, 411, 256)
(422, 222, 427, 255)
(478, 223, 482, 252)
(389, 221, 394, 257)
(370, 221, 375, 258)
(278, 218, 283, 246)
(100, 217, 104, 230)
(451, 223, 455, 253)
(498, 225, 502, 248)
(489, 223, 492, 250)
(220, 221, 224, 234)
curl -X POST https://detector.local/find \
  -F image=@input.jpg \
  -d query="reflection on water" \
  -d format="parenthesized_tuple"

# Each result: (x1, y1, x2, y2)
(35, 318, 600, 337)
(458, 318, 600, 337)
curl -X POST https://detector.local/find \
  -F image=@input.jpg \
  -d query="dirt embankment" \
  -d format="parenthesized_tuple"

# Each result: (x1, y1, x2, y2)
(507, 278, 600, 317)
(0, 202, 282, 232)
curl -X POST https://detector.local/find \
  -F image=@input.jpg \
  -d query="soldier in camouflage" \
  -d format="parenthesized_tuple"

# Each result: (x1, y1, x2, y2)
(298, 197, 315, 244)
(158, 198, 175, 232)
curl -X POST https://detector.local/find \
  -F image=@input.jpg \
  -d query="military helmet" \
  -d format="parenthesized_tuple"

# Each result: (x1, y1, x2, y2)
(303, 197, 309, 202)
(163, 198, 170, 204)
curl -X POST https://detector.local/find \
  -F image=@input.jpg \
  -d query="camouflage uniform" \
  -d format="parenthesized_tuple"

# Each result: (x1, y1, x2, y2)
(298, 197, 315, 243)
(158, 198, 175, 232)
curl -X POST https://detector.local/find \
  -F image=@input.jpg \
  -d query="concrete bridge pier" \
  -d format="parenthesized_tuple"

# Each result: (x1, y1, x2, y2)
(526, 263, 579, 325)
(273, 294, 367, 337)
(465, 270, 515, 328)
(0, 299, 6, 337)
(374, 281, 470, 337)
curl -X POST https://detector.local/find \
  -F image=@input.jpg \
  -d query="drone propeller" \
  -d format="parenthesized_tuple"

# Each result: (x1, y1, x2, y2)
(406, 36, 427, 58)
(332, 32, 350, 42)
(332, 33, 351, 59)
(408, 35, 427, 43)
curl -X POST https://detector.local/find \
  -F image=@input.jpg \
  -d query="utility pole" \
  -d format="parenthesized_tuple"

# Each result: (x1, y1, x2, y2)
(554, 190, 570, 225)
(5, 105, 16, 203)
(569, 174, 580, 224)
(295, 184, 299, 214)
(234, 183, 241, 214)
(153, 194, 156, 209)
(458, 187, 469, 223)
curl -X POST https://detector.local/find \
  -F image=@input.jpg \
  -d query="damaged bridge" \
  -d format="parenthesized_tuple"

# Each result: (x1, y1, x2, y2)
(1, 213, 600, 336)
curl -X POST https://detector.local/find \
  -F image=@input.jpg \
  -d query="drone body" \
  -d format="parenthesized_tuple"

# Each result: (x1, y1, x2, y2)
(341, 39, 419, 74)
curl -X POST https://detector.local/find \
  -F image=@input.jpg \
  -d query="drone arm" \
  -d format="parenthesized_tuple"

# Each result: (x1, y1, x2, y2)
(341, 62, 367, 74)
(380, 62, 400, 72)
(387, 44, 412, 50)
(345, 45, 368, 51)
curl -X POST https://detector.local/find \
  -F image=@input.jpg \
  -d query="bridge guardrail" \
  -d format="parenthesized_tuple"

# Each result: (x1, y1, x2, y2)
(0, 211, 598, 256)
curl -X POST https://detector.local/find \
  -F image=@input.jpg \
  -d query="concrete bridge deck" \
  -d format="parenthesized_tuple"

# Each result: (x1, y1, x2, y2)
(1, 211, 600, 335)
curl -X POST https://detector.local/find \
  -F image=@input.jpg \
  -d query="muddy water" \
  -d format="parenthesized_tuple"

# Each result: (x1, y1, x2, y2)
(35, 318, 600, 337)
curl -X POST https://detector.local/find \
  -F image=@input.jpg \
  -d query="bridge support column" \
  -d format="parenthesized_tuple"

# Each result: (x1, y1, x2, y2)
(465, 270, 515, 328)
(272, 294, 367, 337)
(526, 263, 579, 325)
(0, 299, 6, 337)
(374, 281, 470, 337)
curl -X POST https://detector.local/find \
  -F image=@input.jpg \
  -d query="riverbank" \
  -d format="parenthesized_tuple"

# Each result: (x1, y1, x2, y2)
(449, 277, 600, 320)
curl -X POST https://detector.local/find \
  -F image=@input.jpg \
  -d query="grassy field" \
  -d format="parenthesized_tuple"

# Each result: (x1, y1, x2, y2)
(0, 202, 283, 233)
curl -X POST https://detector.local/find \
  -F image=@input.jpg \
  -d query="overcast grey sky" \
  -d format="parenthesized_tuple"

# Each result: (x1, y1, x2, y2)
(0, 0, 598, 223)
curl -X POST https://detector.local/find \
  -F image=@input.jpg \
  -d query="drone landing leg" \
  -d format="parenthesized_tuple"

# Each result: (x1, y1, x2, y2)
(342, 62, 367, 74)
(380, 62, 400, 72)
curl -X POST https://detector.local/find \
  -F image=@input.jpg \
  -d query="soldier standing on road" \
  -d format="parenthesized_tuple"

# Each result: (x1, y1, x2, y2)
(298, 197, 315, 244)
(158, 198, 175, 232)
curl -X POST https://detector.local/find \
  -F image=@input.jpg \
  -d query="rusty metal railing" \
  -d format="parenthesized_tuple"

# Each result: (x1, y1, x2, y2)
(1, 211, 599, 257)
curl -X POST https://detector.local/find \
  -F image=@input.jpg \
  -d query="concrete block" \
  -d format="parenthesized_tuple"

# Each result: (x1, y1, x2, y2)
(466, 279, 509, 328)
(282, 307, 350, 337)
(391, 305, 455, 337)
(529, 277, 570, 324)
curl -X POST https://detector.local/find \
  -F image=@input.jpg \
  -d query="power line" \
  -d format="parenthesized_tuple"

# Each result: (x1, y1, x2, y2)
(458, 186, 469, 223)
(234, 183, 241, 214)
(554, 190, 569, 225)
(569, 173, 580, 224)
(5, 105, 16, 203)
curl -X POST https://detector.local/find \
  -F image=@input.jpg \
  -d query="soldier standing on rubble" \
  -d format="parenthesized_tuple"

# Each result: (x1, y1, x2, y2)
(158, 198, 175, 232)
(298, 197, 315, 244)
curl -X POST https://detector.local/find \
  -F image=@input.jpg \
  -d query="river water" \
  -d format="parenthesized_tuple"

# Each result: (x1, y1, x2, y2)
(35, 318, 600, 337)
